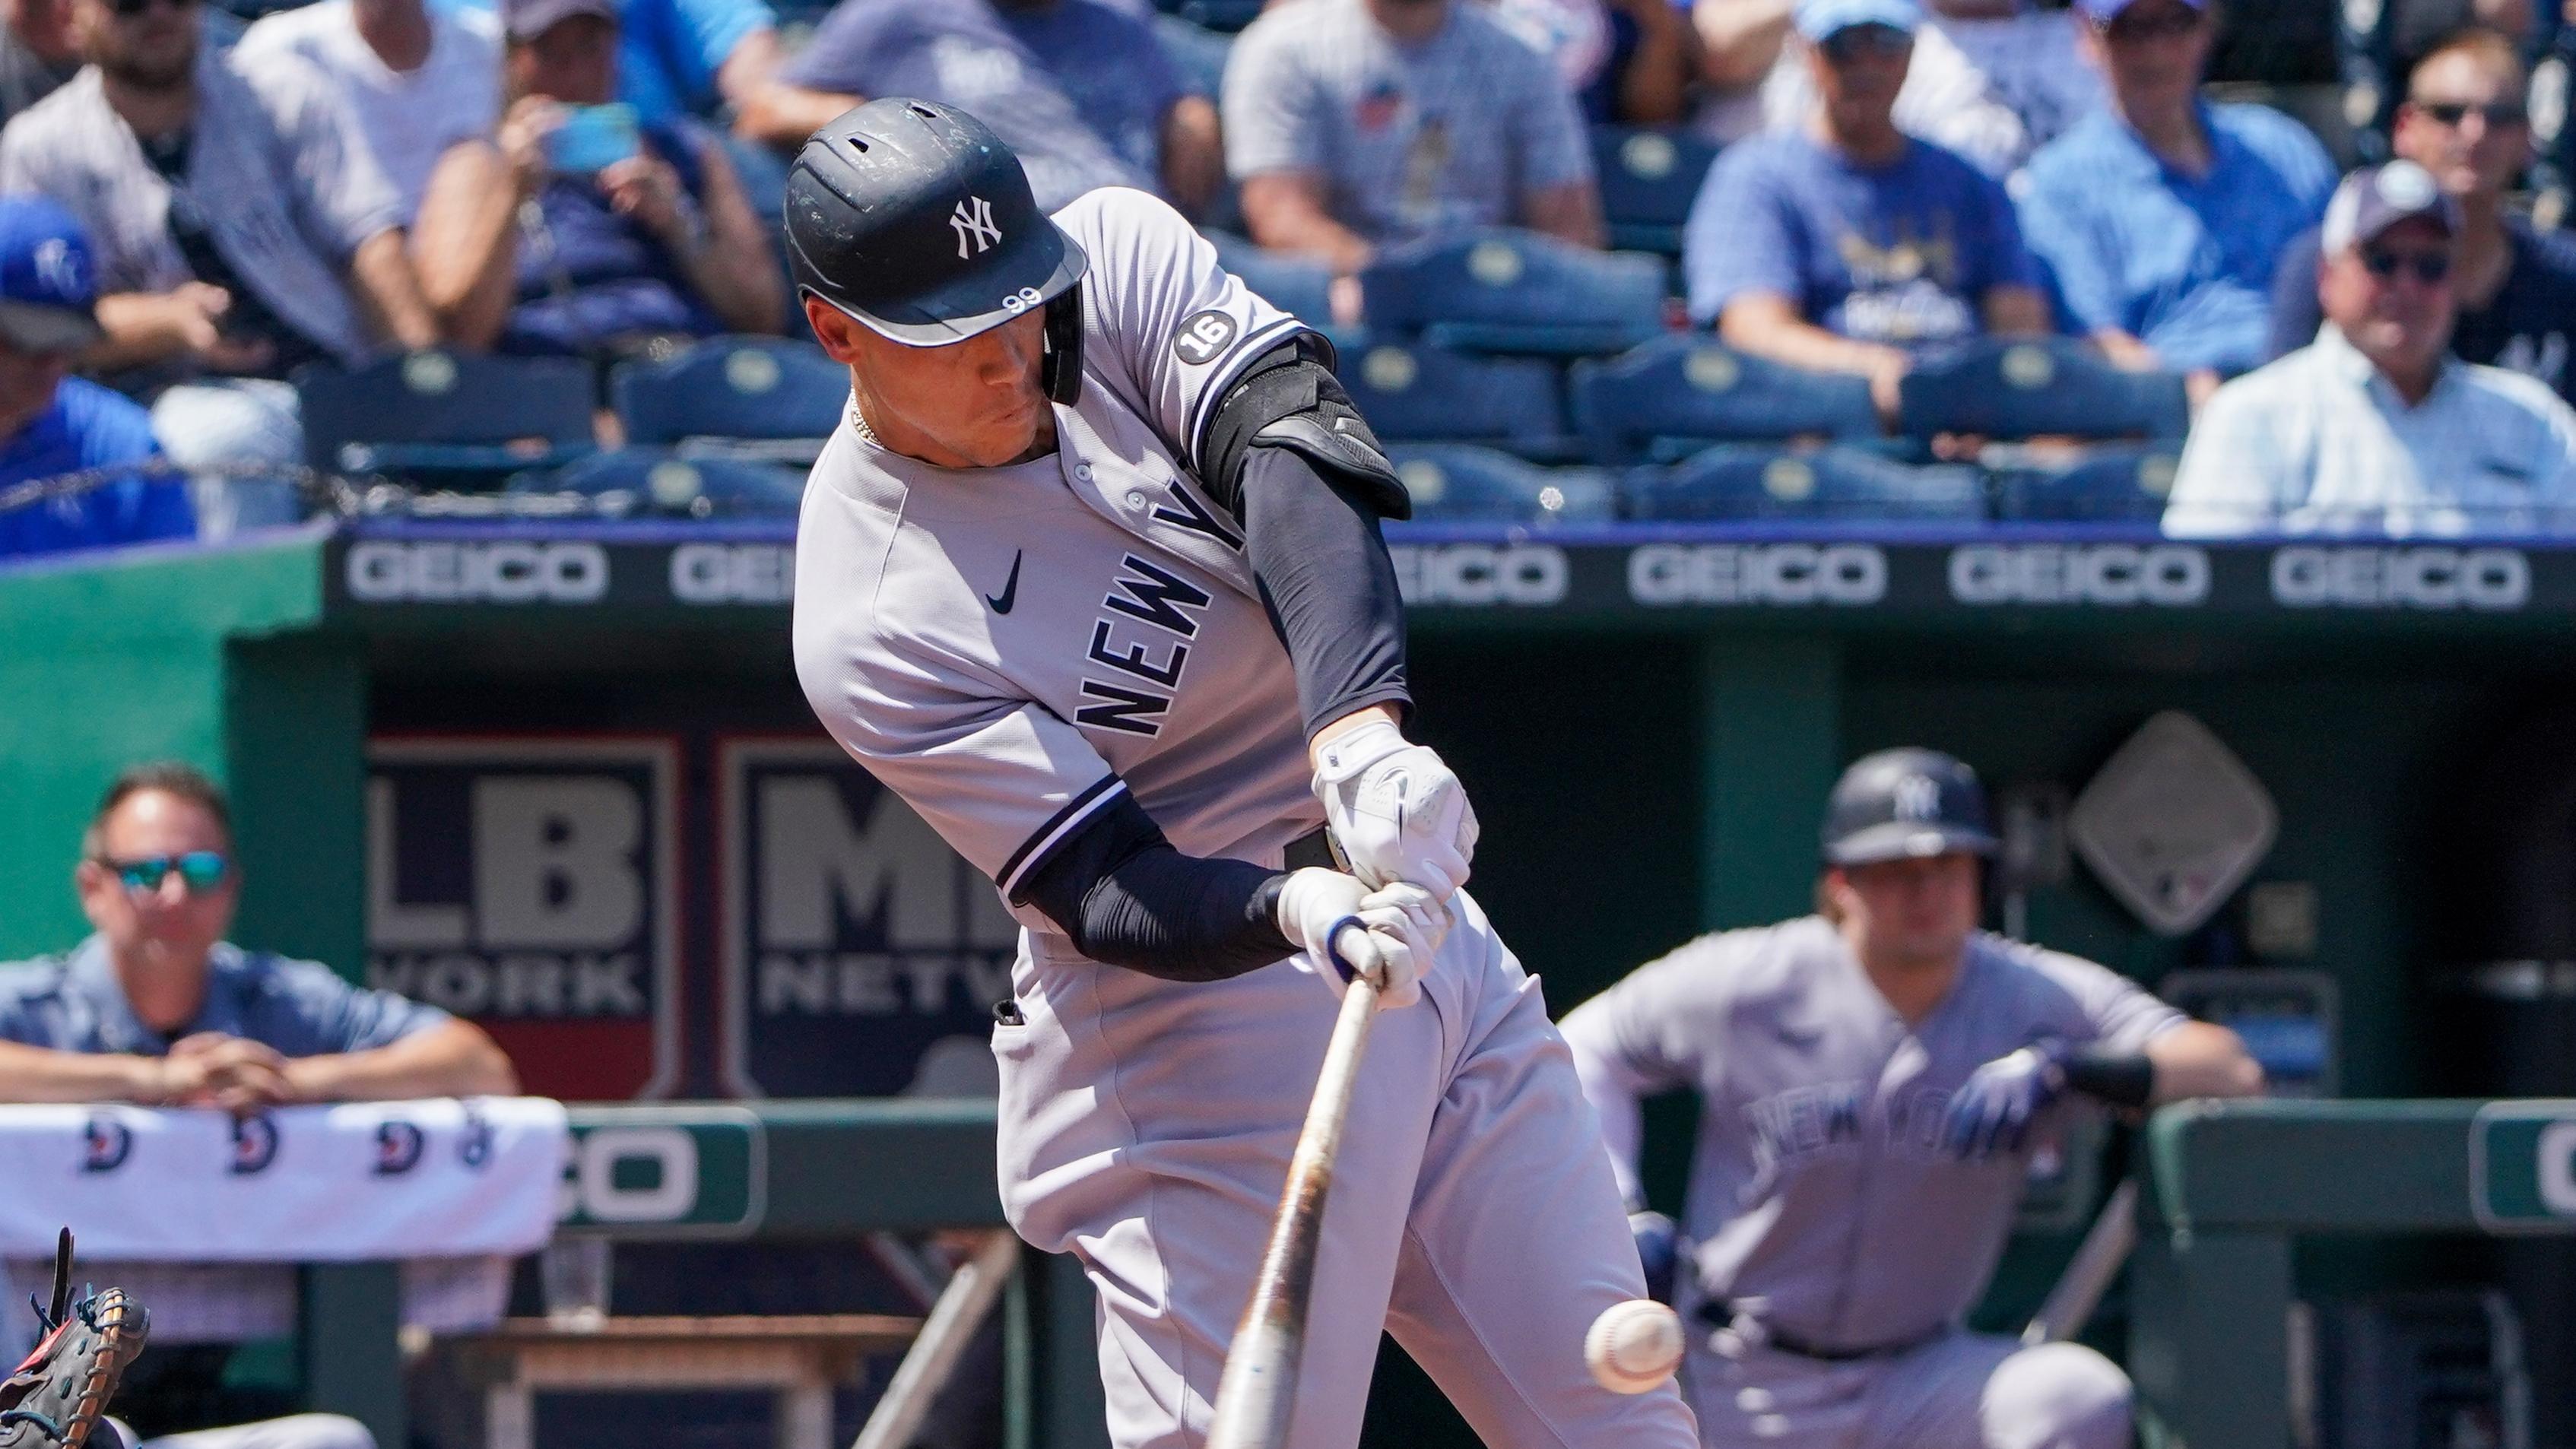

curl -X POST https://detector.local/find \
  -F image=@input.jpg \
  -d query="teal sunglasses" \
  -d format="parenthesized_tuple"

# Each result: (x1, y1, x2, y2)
(97, 851, 231, 895)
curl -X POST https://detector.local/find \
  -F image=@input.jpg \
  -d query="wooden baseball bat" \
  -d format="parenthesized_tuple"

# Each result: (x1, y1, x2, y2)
(2022, 1179, 2139, 1346)
(1205, 934, 1384, 1449)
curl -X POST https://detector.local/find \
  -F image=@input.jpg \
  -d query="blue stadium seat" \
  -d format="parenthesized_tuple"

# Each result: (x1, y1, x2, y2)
(1986, 442, 2183, 523)
(1334, 342, 1572, 458)
(1590, 126, 1721, 257)
(297, 350, 595, 481)
(1160, 0, 1264, 30)
(506, 448, 807, 518)
(1385, 444, 1616, 525)
(1571, 335, 1880, 462)
(1359, 229, 1667, 357)
(611, 337, 849, 464)
(1207, 231, 1337, 333)
(1625, 442, 1986, 522)
(1896, 338, 2190, 441)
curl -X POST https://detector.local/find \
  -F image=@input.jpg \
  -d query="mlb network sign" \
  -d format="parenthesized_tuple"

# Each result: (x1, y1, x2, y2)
(719, 740, 1016, 1098)
(366, 738, 680, 1100)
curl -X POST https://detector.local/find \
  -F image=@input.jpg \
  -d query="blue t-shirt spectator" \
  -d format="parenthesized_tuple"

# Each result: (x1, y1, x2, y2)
(441, 0, 772, 121)
(2267, 216, 2576, 406)
(1682, 128, 2040, 347)
(0, 937, 449, 1057)
(775, 0, 1146, 211)
(995, 0, 1190, 186)
(2016, 100, 2335, 376)
(0, 378, 184, 558)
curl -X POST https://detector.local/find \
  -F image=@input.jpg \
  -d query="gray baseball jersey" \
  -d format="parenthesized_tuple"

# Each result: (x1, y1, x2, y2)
(792, 185, 1701, 1449)
(1559, 917, 2184, 1352)
(794, 185, 1319, 950)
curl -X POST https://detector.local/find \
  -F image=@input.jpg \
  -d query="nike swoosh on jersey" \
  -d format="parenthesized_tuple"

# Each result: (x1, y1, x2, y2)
(987, 550, 1023, 614)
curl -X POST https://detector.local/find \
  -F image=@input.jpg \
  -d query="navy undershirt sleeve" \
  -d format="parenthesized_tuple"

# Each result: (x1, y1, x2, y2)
(1238, 448, 1412, 737)
(1012, 788, 1295, 981)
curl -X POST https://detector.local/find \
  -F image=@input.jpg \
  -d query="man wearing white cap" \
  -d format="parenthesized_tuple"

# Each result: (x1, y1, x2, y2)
(2165, 159, 2576, 536)
(1681, 0, 2048, 423)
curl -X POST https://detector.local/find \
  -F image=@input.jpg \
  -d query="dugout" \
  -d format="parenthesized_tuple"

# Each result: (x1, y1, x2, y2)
(5, 519, 2575, 1448)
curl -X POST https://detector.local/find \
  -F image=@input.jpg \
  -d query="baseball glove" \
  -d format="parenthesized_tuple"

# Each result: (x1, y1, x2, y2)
(0, 1230, 145, 1449)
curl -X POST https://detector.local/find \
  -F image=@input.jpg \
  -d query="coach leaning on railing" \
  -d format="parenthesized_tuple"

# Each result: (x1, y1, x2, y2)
(0, 759, 528, 1449)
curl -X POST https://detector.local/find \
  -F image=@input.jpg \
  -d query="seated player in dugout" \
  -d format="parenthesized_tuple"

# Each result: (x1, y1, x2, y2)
(785, 100, 1698, 1449)
(0, 763, 518, 1108)
(1561, 748, 2265, 1449)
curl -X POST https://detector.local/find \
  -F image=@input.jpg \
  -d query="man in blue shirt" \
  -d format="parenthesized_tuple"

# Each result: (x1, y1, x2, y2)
(0, 762, 517, 1108)
(0, 195, 186, 560)
(993, 0, 1223, 216)
(731, 0, 1146, 211)
(443, 0, 777, 123)
(1682, 0, 2048, 423)
(2269, 30, 2576, 405)
(2014, 0, 2334, 392)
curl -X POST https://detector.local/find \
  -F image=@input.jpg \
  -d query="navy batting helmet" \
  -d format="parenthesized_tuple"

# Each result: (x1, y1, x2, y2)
(1819, 748, 1998, 867)
(782, 99, 1087, 402)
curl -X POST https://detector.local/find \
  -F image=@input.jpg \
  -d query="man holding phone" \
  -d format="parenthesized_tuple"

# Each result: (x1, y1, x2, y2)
(411, 0, 782, 354)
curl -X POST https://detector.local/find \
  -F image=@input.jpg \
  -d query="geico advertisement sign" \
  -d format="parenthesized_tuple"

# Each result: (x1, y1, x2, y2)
(366, 738, 680, 1099)
(1389, 544, 1569, 607)
(719, 740, 1017, 1099)
(346, 541, 608, 603)
(1947, 544, 2210, 606)
(2270, 547, 2530, 610)
(1627, 543, 1887, 606)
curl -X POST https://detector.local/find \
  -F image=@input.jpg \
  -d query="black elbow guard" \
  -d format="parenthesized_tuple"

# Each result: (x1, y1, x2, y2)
(2064, 1049, 2155, 1109)
(1198, 336, 1410, 524)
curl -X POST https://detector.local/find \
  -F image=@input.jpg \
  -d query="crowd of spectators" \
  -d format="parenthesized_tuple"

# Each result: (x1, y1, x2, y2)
(0, 0, 2572, 554)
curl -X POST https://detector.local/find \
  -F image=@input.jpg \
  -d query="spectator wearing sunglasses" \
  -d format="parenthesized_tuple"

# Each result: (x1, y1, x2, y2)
(0, 762, 517, 1106)
(2165, 161, 2576, 535)
(1683, 0, 2048, 423)
(0, 0, 438, 537)
(2269, 30, 2576, 405)
(0, 766, 514, 1449)
(0, 194, 188, 559)
(2015, 0, 2334, 401)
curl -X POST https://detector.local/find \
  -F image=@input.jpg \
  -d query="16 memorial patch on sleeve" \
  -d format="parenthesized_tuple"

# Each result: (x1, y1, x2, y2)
(1172, 309, 1239, 366)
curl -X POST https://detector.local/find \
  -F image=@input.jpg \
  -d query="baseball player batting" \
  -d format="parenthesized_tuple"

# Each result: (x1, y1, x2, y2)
(782, 99, 1698, 1449)
(1559, 748, 2268, 1449)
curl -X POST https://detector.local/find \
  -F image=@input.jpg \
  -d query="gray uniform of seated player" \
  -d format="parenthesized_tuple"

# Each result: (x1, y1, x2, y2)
(1562, 749, 2260, 1449)
(787, 100, 1698, 1449)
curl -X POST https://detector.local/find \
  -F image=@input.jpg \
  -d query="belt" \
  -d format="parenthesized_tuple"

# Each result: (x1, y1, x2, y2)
(1692, 1300, 1933, 1363)
(1283, 826, 1337, 872)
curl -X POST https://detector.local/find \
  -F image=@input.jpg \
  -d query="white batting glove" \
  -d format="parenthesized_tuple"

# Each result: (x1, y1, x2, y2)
(1312, 720, 1479, 898)
(1275, 868, 1440, 1009)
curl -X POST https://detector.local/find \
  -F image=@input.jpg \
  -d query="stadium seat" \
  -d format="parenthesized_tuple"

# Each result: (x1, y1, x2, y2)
(1334, 342, 1574, 458)
(297, 350, 595, 482)
(1590, 126, 1721, 256)
(1570, 335, 1880, 462)
(1985, 442, 2183, 523)
(1207, 231, 1338, 333)
(1385, 444, 1616, 526)
(1159, 0, 1264, 30)
(1358, 229, 1667, 357)
(506, 448, 807, 518)
(611, 337, 849, 465)
(1625, 442, 1985, 522)
(1896, 338, 2190, 441)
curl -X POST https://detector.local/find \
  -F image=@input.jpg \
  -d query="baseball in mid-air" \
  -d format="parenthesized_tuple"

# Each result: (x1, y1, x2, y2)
(1584, 1299, 1684, 1394)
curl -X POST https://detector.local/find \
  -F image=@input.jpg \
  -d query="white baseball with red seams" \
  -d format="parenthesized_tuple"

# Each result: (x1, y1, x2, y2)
(1588, 1300, 1686, 1394)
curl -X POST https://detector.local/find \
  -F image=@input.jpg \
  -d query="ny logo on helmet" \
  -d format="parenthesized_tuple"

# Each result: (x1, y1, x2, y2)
(1892, 773, 1941, 822)
(951, 196, 1001, 259)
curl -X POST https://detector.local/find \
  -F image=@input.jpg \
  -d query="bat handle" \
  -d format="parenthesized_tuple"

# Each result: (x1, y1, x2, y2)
(1205, 972, 1382, 1449)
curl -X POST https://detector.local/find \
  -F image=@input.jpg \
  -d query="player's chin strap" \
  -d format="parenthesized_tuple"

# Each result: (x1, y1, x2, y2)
(1042, 283, 1086, 406)
(1196, 335, 1409, 524)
